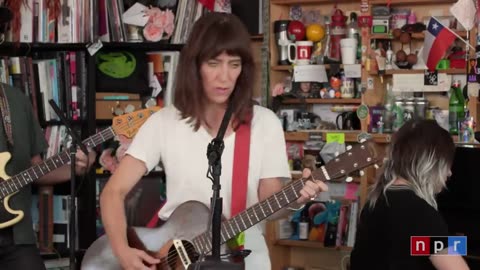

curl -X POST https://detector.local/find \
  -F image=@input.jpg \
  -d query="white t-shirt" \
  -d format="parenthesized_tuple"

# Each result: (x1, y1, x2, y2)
(126, 105, 291, 269)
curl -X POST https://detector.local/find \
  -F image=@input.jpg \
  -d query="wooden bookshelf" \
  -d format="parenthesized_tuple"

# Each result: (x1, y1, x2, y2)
(284, 130, 392, 144)
(271, 64, 343, 71)
(276, 240, 353, 251)
(281, 98, 362, 105)
(369, 68, 466, 75)
(250, 34, 264, 41)
(0, 42, 184, 52)
(369, 0, 455, 4)
(370, 31, 468, 40)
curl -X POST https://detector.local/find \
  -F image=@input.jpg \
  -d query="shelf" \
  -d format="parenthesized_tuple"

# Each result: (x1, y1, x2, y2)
(284, 130, 392, 143)
(285, 132, 479, 145)
(42, 119, 85, 126)
(271, 64, 343, 71)
(369, 0, 455, 4)
(276, 240, 352, 251)
(271, 65, 292, 71)
(281, 98, 361, 105)
(370, 31, 468, 40)
(369, 68, 466, 75)
(271, 0, 356, 5)
(101, 42, 183, 51)
(0, 42, 183, 52)
(250, 34, 264, 41)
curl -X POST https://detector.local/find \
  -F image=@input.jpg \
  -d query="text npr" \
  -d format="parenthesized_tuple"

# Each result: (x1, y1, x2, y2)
(411, 236, 467, 256)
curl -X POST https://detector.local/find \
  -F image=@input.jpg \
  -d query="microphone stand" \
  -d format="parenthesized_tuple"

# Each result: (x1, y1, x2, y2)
(188, 102, 242, 270)
(49, 100, 88, 270)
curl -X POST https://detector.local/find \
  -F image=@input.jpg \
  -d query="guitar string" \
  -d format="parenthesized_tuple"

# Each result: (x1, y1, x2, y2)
(0, 114, 151, 195)
(156, 178, 308, 267)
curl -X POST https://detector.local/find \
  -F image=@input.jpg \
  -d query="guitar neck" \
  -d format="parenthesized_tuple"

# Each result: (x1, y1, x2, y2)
(193, 172, 327, 254)
(0, 127, 116, 199)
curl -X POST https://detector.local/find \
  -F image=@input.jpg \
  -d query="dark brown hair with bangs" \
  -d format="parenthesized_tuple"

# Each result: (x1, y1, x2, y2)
(173, 12, 255, 130)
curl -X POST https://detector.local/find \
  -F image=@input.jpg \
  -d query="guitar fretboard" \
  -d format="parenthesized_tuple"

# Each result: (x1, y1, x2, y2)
(0, 127, 116, 199)
(191, 176, 317, 254)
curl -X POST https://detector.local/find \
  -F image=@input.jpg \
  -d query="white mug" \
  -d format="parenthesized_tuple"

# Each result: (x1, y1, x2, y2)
(288, 41, 313, 65)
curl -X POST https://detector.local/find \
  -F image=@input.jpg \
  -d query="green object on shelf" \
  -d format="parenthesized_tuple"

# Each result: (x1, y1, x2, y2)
(356, 104, 369, 120)
(326, 133, 345, 144)
(436, 59, 450, 70)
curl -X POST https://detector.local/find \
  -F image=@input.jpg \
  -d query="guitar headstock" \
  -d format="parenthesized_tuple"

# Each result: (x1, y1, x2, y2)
(312, 140, 379, 181)
(112, 107, 160, 138)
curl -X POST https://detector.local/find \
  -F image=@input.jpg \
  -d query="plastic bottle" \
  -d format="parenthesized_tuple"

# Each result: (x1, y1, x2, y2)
(298, 209, 309, 240)
(383, 83, 394, 133)
(449, 80, 466, 135)
(347, 12, 361, 61)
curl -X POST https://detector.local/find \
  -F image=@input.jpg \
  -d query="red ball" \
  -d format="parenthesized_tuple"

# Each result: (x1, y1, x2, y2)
(287, 20, 306, 41)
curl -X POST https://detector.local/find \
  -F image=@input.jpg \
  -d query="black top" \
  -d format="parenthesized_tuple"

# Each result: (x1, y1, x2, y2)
(350, 186, 449, 270)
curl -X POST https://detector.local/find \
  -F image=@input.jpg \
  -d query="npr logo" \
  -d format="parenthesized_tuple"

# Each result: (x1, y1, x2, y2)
(411, 236, 467, 256)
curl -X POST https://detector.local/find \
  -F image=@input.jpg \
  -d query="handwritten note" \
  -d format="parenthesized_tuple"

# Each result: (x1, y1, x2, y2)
(326, 133, 345, 144)
(344, 183, 359, 200)
(392, 73, 451, 92)
(343, 64, 362, 78)
(293, 65, 328, 83)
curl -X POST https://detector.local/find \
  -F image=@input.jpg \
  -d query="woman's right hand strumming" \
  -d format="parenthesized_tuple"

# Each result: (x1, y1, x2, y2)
(116, 246, 160, 270)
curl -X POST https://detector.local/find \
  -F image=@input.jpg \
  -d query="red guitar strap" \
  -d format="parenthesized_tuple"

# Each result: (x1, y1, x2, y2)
(227, 117, 252, 259)
(231, 119, 251, 218)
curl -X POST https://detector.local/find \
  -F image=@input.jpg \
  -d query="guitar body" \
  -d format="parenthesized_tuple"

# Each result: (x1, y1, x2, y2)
(0, 152, 23, 229)
(82, 201, 213, 270)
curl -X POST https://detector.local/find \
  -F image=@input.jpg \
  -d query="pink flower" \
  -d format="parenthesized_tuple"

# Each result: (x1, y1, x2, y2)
(143, 23, 164, 42)
(143, 7, 175, 40)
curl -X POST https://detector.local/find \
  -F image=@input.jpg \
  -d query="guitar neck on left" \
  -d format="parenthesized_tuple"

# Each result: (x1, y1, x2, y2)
(0, 127, 116, 200)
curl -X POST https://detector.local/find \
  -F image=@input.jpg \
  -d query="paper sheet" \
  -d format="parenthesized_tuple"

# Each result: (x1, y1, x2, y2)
(122, 2, 149, 27)
(293, 65, 328, 83)
(392, 73, 451, 92)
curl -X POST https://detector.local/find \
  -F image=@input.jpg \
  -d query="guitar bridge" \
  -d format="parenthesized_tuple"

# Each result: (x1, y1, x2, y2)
(173, 239, 192, 268)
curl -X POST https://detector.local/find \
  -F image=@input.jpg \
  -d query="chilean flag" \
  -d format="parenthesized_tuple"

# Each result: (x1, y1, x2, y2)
(198, 0, 215, 11)
(422, 17, 457, 71)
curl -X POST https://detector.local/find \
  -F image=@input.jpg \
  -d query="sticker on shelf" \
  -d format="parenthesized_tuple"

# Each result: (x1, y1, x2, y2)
(424, 70, 438, 86)
(326, 133, 345, 144)
(357, 132, 372, 142)
(356, 105, 369, 120)
(87, 40, 103, 56)
(367, 77, 374, 90)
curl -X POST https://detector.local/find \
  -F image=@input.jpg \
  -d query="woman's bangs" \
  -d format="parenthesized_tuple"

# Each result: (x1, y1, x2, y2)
(198, 24, 250, 62)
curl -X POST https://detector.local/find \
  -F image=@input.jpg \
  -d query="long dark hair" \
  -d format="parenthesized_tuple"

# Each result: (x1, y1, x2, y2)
(368, 120, 455, 209)
(173, 12, 255, 130)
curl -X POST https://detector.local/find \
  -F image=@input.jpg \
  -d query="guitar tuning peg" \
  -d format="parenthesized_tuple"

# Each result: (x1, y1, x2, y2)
(334, 151, 339, 157)
(359, 170, 365, 176)
(346, 145, 352, 150)
(359, 138, 366, 143)
(374, 164, 380, 169)
(346, 176, 353, 182)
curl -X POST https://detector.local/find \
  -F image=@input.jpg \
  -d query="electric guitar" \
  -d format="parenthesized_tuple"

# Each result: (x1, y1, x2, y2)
(81, 141, 379, 270)
(0, 107, 160, 229)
